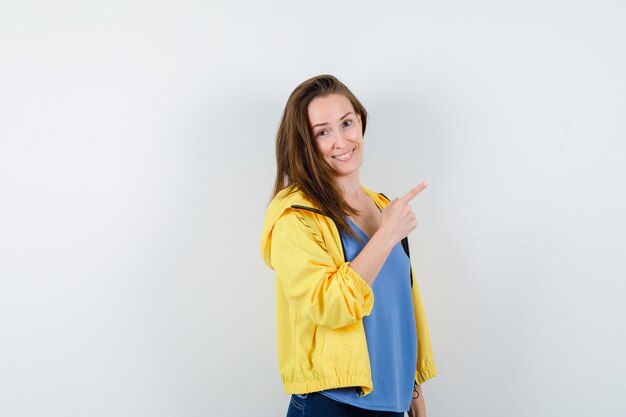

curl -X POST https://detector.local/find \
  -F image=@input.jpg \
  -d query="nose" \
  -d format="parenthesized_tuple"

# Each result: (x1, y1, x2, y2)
(333, 129, 348, 149)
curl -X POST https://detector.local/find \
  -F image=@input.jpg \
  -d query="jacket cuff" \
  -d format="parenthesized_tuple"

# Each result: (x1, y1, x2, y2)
(341, 262, 374, 316)
(415, 361, 438, 384)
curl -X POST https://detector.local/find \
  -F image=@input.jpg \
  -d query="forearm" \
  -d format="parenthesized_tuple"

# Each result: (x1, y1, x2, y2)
(348, 229, 395, 285)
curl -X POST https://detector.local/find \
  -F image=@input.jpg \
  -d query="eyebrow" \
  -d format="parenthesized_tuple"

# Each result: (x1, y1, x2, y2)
(311, 112, 354, 129)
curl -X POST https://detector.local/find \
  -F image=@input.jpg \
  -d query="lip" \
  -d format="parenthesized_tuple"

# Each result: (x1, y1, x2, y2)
(332, 147, 355, 162)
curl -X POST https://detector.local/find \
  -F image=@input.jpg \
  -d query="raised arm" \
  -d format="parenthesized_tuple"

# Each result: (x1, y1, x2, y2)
(350, 182, 428, 284)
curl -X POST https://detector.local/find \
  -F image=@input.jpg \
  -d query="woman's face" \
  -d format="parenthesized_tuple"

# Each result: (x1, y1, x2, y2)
(307, 93, 363, 178)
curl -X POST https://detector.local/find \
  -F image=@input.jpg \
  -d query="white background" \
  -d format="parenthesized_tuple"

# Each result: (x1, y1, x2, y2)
(1, 1, 625, 416)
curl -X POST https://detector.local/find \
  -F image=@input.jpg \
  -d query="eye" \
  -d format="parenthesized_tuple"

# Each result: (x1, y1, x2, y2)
(342, 120, 353, 128)
(316, 129, 328, 138)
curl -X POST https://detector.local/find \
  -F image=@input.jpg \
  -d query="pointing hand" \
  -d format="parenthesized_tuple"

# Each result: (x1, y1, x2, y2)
(380, 181, 428, 244)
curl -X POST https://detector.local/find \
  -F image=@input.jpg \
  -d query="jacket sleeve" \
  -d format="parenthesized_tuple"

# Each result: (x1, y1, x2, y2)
(270, 211, 374, 330)
(409, 263, 438, 384)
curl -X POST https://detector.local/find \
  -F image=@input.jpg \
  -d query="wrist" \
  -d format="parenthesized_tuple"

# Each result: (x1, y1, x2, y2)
(371, 227, 396, 252)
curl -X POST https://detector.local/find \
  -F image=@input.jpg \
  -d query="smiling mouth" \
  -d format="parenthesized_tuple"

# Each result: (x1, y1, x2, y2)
(332, 148, 355, 161)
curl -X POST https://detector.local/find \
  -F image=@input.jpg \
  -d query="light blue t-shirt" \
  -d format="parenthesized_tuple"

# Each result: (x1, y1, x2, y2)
(320, 217, 418, 412)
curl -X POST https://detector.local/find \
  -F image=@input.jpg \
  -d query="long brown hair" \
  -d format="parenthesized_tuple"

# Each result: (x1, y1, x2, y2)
(273, 74, 368, 239)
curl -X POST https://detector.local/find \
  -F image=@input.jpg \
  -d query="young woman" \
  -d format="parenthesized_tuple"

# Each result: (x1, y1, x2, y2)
(260, 75, 437, 417)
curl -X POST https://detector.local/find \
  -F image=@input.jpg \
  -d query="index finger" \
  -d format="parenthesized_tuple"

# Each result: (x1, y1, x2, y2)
(399, 181, 428, 203)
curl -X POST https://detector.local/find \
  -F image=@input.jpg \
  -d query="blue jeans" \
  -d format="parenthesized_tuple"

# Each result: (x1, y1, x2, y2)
(286, 392, 404, 417)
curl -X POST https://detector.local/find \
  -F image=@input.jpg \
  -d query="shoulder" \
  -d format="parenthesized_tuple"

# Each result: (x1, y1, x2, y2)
(261, 187, 324, 266)
(268, 186, 315, 212)
(264, 187, 319, 229)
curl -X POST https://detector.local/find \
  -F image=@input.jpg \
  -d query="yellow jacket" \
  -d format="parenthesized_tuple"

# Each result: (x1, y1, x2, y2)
(260, 185, 437, 396)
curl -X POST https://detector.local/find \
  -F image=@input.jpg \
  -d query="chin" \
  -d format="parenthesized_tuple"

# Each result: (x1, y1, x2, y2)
(333, 165, 360, 177)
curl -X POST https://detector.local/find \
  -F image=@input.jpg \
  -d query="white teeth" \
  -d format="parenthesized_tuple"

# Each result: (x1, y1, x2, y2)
(333, 149, 354, 160)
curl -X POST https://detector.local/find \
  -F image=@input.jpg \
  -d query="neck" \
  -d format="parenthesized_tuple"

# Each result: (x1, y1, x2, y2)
(336, 173, 363, 200)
